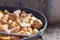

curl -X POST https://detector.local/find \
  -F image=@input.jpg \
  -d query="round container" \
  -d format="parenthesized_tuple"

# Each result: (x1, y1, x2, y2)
(0, 6, 48, 40)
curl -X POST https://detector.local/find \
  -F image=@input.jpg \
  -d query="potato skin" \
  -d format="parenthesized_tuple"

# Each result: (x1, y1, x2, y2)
(32, 20, 43, 29)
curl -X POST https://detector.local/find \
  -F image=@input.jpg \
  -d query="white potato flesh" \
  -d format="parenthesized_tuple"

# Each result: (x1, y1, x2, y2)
(26, 32, 31, 35)
(21, 23, 31, 27)
(31, 17, 37, 20)
(13, 10, 21, 14)
(0, 12, 3, 19)
(33, 28, 38, 34)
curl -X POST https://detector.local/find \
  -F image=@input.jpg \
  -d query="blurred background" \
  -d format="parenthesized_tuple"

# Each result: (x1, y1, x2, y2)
(0, 0, 60, 40)
(0, 0, 60, 24)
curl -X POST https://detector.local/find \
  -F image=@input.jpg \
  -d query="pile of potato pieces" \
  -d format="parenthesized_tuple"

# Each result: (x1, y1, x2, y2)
(0, 10, 43, 40)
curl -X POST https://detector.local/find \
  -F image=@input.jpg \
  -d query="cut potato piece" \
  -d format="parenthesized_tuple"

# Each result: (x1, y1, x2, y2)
(0, 19, 7, 24)
(33, 28, 38, 34)
(13, 10, 21, 14)
(0, 10, 43, 40)
(0, 35, 11, 40)
(32, 20, 43, 29)
(0, 11, 3, 19)
(10, 26, 20, 33)
(21, 23, 31, 27)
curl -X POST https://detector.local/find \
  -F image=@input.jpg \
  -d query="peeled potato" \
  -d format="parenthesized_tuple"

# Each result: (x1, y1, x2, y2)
(11, 36, 20, 40)
(25, 32, 31, 35)
(9, 21, 17, 29)
(30, 20, 34, 24)
(33, 28, 38, 34)
(0, 35, 11, 40)
(21, 23, 31, 27)
(20, 11, 27, 18)
(0, 25, 10, 33)
(21, 27, 27, 32)
(32, 20, 43, 29)
(0, 24, 8, 29)
(0, 11, 3, 19)
(16, 18, 21, 25)
(22, 18, 29, 23)
(22, 16, 31, 23)
(13, 10, 21, 14)
(27, 27, 33, 34)
(0, 23, 1, 26)
(9, 13, 18, 20)
(8, 20, 12, 24)
(4, 10, 9, 14)
(0, 19, 7, 24)
(10, 26, 20, 33)
(17, 31, 25, 34)
(0, 10, 43, 38)
(0, 28, 10, 33)
(2, 14, 9, 20)
(31, 17, 37, 20)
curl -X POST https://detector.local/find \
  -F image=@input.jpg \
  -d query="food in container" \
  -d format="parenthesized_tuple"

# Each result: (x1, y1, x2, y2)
(0, 10, 43, 40)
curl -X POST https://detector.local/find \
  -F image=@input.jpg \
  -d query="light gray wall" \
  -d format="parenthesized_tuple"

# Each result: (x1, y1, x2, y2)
(49, 0, 60, 24)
